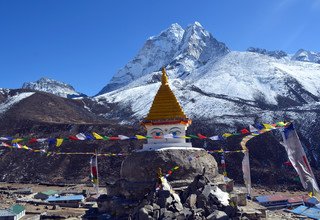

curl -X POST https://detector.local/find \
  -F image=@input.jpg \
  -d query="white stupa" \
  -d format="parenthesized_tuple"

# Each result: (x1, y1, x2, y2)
(141, 68, 192, 150)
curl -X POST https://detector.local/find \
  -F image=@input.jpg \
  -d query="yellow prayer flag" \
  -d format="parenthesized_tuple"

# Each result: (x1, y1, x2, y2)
(263, 123, 275, 129)
(22, 145, 29, 150)
(173, 166, 179, 170)
(222, 133, 232, 138)
(135, 135, 147, 139)
(12, 138, 23, 143)
(181, 136, 191, 139)
(92, 132, 103, 140)
(56, 138, 64, 147)
(276, 121, 286, 127)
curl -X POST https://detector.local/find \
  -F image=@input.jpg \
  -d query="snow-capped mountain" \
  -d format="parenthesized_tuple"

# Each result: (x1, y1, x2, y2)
(98, 22, 229, 94)
(96, 50, 320, 122)
(292, 49, 320, 64)
(22, 77, 86, 98)
(96, 22, 320, 121)
(95, 22, 320, 167)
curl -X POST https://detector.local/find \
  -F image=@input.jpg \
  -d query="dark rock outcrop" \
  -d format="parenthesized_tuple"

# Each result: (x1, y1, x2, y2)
(119, 148, 223, 200)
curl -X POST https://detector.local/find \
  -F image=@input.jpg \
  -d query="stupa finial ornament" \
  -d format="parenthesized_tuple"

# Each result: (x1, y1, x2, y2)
(161, 67, 168, 85)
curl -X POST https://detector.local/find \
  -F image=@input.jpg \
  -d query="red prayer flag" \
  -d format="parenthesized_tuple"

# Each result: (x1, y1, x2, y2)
(197, 133, 207, 139)
(28, 138, 38, 144)
(241, 129, 250, 134)
(68, 136, 79, 141)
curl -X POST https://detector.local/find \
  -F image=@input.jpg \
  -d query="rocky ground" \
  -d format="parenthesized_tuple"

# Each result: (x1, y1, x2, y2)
(0, 181, 312, 219)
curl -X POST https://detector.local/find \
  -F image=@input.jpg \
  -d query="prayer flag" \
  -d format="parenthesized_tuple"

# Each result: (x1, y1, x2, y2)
(255, 123, 264, 130)
(249, 125, 259, 133)
(135, 135, 147, 140)
(0, 137, 12, 141)
(276, 121, 286, 127)
(90, 155, 99, 194)
(13, 143, 22, 148)
(242, 151, 252, 196)
(240, 129, 250, 134)
(56, 138, 64, 147)
(222, 133, 233, 138)
(84, 134, 94, 140)
(263, 123, 275, 130)
(12, 138, 23, 143)
(36, 138, 47, 142)
(92, 132, 103, 140)
(281, 123, 319, 197)
(102, 136, 109, 140)
(68, 136, 79, 141)
(209, 135, 220, 140)
(28, 138, 38, 144)
(76, 133, 87, 140)
(118, 135, 130, 140)
(197, 133, 207, 139)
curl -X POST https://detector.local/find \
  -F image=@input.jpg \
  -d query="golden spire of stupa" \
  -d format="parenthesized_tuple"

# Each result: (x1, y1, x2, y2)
(142, 67, 191, 125)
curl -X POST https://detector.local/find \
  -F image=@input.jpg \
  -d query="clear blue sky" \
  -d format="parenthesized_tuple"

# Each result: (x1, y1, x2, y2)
(0, 0, 319, 96)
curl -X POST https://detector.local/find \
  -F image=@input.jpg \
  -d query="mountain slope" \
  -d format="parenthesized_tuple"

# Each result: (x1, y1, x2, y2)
(0, 89, 104, 125)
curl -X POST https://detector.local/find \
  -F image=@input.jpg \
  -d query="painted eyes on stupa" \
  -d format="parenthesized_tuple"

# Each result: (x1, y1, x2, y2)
(169, 128, 181, 136)
(151, 132, 163, 137)
(171, 131, 181, 136)
(151, 129, 164, 137)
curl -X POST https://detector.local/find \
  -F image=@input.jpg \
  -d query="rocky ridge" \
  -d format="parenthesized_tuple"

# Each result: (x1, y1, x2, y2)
(22, 77, 87, 98)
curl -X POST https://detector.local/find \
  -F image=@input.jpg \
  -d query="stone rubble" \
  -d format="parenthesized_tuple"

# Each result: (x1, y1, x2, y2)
(130, 173, 238, 220)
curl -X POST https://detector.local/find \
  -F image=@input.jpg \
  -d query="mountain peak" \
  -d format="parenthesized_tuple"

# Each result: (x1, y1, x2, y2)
(291, 49, 320, 63)
(22, 77, 86, 99)
(168, 23, 183, 31)
(188, 21, 203, 29)
(194, 21, 202, 27)
(150, 23, 184, 41)
(98, 22, 229, 95)
(174, 21, 229, 70)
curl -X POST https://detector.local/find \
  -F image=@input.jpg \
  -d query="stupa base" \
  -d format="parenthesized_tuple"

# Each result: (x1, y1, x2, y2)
(112, 148, 223, 199)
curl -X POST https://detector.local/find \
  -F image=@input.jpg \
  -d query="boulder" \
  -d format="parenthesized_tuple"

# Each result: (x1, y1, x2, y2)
(138, 207, 150, 220)
(186, 194, 197, 208)
(206, 210, 228, 220)
(120, 148, 222, 199)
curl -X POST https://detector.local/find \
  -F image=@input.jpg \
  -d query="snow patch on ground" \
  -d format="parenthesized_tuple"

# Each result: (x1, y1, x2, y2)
(0, 92, 35, 114)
